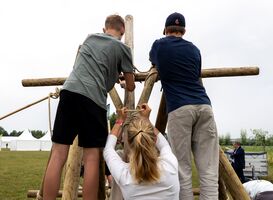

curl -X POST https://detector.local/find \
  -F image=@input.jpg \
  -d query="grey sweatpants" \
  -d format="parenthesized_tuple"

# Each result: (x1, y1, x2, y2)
(168, 104, 219, 200)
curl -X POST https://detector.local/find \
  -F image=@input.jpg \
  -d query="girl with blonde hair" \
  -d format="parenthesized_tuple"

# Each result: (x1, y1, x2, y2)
(103, 103, 179, 200)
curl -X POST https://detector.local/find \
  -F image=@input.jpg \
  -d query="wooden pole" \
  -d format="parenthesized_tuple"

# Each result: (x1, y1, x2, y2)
(137, 67, 158, 106)
(123, 15, 135, 163)
(124, 14, 135, 110)
(109, 87, 124, 143)
(62, 137, 83, 200)
(109, 87, 123, 109)
(21, 66, 259, 87)
(219, 148, 251, 200)
(27, 190, 83, 198)
(218, 176, 229, 200)
(155, 93, 168, 134)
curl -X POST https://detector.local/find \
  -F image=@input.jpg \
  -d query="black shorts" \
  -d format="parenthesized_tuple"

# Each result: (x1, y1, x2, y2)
(52, 90, 108, 148)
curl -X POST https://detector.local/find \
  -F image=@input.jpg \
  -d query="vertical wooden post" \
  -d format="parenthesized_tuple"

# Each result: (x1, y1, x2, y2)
(124, 14, 135, 110)
(219, 148, 250, 200)
(123, 15, 135, 163)
(62, 137, 83, 200)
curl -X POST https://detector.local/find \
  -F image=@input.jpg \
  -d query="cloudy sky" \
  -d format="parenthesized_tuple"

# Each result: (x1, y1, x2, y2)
(0, 0, 272, 138)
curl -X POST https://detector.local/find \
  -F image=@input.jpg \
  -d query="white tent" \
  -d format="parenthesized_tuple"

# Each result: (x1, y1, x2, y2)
(39, 131, 52, 151)
(1, 136, 18, 149)
(10, 129, 41, 151)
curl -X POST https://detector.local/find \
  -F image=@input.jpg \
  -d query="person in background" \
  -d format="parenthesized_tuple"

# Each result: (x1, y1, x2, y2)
(103, 103, 180, 200)
(231, 141, 246, 183)
(243, 180, 273, 200)
(43, 14, 135, 200)
(149, 12, 219, 200)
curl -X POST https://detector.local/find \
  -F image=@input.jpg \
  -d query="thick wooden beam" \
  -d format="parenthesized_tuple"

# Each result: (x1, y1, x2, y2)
(201, 67, 259, 78)
(123, 14, 135, 110)
(123, 15, 135, 164)
(109, 87, 123, 109)
(155, 92, 168, 134)
(137, 67, 158, 105)
(21, 67, 259, 87)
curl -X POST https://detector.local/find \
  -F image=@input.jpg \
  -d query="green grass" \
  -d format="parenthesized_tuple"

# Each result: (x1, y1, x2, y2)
(0, 149, 49, 200)
(0, 146, 272, 200)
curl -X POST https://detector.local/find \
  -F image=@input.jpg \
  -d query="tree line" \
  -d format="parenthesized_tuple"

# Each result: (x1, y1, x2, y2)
(219, 128, 273, 146)
(0, 126, 46, 139)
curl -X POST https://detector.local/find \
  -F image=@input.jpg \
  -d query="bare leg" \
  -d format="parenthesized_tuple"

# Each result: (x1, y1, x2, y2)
(43, 143, 69, 200)
(82, 148, 100, 200)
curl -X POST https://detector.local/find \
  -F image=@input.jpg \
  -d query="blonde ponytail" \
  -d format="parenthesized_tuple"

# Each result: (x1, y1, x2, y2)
(127, 118, 160, 184)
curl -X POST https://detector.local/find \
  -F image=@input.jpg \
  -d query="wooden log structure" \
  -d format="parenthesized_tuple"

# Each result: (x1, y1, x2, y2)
(24, 13, 259, 199)
(21, 66, 259, 87)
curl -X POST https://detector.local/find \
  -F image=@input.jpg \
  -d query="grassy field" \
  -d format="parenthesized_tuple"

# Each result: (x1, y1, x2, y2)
(0, 149, 49, 200)
(0, 146, 272, 200)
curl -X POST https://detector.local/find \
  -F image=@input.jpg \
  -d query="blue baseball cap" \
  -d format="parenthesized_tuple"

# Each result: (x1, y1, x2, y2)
(163, 12, 186, 35)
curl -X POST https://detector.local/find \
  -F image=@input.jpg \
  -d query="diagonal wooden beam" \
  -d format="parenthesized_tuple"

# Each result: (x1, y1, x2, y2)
(155, 92, 168, 134)
(109, 87, 123, 110)
(137, 67, 158, 106)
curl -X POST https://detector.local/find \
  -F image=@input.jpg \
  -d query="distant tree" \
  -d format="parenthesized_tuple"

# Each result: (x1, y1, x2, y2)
(266, 134, 273, 146)
(251, 129, 268, 151)
(109, 112, 117, 129)
(224, 133, 231, 145)
(0, 126, 8, 136)
(30, 130, 46, 139)
(9, 130, 23, 136)
(219, 134, 225, 145)
(240, 129, 248, 145)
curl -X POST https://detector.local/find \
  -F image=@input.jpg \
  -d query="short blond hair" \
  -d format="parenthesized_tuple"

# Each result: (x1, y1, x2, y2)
(105, 14, 125, 31)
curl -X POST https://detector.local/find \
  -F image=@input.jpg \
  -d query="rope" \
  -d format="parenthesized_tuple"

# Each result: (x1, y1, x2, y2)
(0, 88, 60, 124)
(48, 88, 60, 136)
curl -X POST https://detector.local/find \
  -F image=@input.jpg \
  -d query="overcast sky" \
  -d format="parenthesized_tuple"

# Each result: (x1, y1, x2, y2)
(0, 0, 272, 138)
